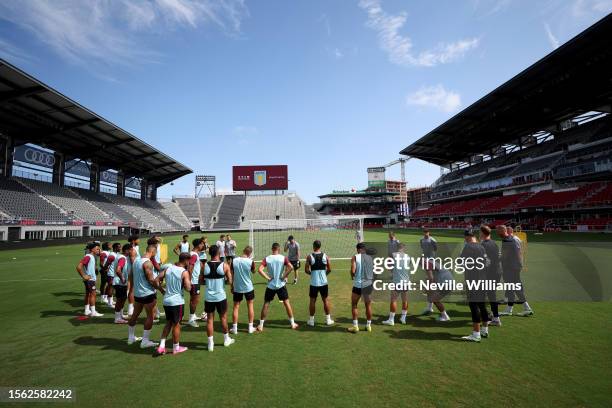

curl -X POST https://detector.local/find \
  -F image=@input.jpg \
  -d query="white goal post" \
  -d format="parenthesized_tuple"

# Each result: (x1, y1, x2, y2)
(249, 217, 364, 261)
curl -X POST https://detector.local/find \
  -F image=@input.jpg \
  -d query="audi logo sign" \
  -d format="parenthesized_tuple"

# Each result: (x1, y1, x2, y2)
(23, 148, 55, 167)
(14, 146, 55, 168)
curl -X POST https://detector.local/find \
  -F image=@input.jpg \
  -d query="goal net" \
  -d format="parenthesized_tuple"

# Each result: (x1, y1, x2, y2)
(249, 217, 364, 261)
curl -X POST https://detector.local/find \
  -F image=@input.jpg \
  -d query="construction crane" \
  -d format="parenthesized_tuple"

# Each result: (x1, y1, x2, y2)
(382, 158, 410, 183)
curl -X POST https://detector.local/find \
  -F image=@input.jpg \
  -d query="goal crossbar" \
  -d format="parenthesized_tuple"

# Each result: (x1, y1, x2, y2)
(249, 217, 364, 261)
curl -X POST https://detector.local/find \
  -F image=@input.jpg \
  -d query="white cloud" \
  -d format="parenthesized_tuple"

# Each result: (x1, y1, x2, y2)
(0, 38, 34, 64)
(571, 0, 612, 17)
(122, 1, 157, 30)
(470, 0, 512, 17)
(0, 0, 248, 71)
(406, 84, 461, 113)
(544, 23, 560, 49)
(358, 0, 479, 67)
(591, 0, 612, 12)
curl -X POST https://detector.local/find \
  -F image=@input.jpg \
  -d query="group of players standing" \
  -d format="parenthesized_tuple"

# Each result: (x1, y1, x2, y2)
(403, 225, 534, 342)
(76, 233, 323, 355)
(76, 225, 534, 355)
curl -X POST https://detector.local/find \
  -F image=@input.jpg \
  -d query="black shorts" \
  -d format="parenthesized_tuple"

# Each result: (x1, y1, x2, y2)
(164, 304, 184, 324)
(83, 280, 96, 294)
(204, 299, 228, 315)
(134, 293, 157, 305)
(106, 276, 114, 286)
(264, 286, 289, 302)
(290, 260, 301, 270)
(309, 285, 329, 299)
(190, 284, 201, 296)
(352, 285, 373, 297)
(233, 290, 255, 302)
(113, 285, 128, 300)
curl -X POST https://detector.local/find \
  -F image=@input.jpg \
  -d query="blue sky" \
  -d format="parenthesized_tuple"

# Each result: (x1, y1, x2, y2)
(0, 0, 610, 203)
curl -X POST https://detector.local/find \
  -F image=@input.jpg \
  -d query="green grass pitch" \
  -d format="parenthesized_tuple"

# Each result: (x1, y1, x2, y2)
(0, 229, 610, 407)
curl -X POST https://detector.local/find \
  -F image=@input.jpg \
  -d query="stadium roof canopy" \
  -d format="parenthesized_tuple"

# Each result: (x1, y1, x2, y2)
(400, 14, 612, 166)
(0, 59, 192, 186)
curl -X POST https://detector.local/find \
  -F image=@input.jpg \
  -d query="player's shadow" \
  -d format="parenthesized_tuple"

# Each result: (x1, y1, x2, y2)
(59, 298, 86, 308)
(40, 310, 80, 318)
(68, 316, 115, 326)
(443, 308, 474, 318)
(73, 336, 157, 355)
(302, 321, 351, 333)
(408, 317, 470, 328)
(254, 319, 302, 330)
(180, 321, 232, 333)
(178, 341, 214, 350)
(330, 316, 355, 325)
(384, 329, 465, 342)
(337, 314, 469, 329)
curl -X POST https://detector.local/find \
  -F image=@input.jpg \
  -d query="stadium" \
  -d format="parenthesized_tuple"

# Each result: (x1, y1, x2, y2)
(0, 4, 610, 408)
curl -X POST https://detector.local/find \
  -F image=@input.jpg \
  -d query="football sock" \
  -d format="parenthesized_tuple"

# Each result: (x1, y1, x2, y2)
(143, 329, 151, 342)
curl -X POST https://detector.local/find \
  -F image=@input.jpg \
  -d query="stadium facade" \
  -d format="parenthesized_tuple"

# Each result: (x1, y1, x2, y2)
(315, 181, 408, 227)
(400, 14, 612, 232)
(0, 62, 316, 241)
(0, 59, 193, 240)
